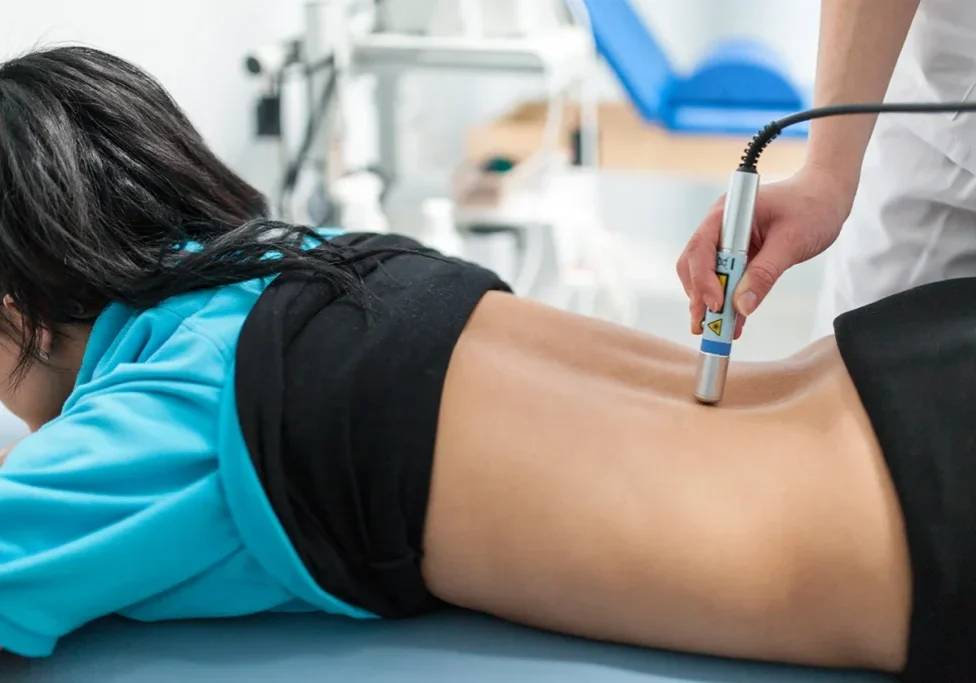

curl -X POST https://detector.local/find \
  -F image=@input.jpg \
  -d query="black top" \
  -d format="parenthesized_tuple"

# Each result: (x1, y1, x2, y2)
(234, 232, 511, 617)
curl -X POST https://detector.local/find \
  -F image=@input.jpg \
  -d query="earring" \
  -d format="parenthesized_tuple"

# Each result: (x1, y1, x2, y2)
(37, 349, 50, 362)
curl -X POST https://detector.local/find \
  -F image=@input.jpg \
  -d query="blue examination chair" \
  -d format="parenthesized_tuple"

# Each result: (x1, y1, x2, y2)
(583, 0, 809, 135)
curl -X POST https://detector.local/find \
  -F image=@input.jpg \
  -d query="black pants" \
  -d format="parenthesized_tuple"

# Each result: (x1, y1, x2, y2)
(834, 276, 976, 682)
(235, 232, 510, 618)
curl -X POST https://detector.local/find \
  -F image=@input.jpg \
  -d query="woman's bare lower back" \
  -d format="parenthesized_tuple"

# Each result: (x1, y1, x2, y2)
(422, 292, 911, 673)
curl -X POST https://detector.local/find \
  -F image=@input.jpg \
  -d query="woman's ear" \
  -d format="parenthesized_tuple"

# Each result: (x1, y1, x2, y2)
(2, 295, 23, 334)
(1, 295, 52, 360)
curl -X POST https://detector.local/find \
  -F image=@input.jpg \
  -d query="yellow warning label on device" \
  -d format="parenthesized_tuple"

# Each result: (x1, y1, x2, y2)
(716, 272, 728, 296)
(707, 319, 723, 336)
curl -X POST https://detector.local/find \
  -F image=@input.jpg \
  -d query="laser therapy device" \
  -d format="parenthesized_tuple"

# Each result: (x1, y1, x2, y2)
(694, 100, 976, 405)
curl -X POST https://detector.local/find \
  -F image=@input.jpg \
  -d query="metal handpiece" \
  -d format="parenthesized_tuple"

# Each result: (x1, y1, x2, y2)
(693, 168, 760, 404)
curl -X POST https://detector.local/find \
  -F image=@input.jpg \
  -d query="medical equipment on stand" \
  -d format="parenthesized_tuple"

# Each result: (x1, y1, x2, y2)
(355, 0, 637, 326)
(378, 0, 570, 38)
(244, 40, 303, 78)
(693, 99, 976, 405)
(361, 0, 597, 184)
(244, 1, 385, 228)
(242, 0, 634, 326)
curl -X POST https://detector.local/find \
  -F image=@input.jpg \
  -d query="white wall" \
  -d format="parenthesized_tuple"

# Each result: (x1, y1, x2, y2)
(640, 0, 820, 79)
(0, 0, 310, 196)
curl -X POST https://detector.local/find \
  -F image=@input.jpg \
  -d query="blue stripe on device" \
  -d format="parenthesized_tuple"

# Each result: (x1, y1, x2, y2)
(700, 339, 732, 356)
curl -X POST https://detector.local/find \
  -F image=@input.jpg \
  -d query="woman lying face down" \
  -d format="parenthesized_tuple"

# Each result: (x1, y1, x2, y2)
(0, 46, 966, 681)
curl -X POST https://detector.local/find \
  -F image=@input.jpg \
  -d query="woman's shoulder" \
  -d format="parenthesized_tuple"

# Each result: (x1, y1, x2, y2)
(155, 278, 272, 355)
(0, 281, 284, 658)
(84, 278, 273, 387)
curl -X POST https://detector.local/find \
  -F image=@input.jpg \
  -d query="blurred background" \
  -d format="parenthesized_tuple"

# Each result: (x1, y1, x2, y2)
(0, 0, 824, 436)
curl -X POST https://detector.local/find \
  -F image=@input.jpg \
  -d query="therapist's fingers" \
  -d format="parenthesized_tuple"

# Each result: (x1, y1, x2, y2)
(675, 249, 692, 298)
(689, 297, 706, 335)
(677, 256, 706, 335)
(680, 199, 726, 312)
(732, 228, 799, 317)
(734, 314, 746, 340)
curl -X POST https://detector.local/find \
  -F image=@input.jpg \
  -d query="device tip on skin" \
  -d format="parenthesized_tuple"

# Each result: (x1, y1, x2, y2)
(693, 352, 729, 404)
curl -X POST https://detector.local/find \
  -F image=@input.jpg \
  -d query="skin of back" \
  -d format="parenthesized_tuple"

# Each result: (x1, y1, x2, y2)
(422, 292, 912, 673)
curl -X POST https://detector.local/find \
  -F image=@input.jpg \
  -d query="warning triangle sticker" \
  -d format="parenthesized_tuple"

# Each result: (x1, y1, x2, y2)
(707, 319, 723, 336)
(716, 272, 728, 295)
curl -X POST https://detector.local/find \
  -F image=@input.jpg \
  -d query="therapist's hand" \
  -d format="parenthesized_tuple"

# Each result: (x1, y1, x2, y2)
(676, 163, 856, 338)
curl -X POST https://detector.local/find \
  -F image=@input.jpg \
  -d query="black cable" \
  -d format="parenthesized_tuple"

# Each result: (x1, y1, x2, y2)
(741, 100, 976, 170)
(277, 57, 338, 219)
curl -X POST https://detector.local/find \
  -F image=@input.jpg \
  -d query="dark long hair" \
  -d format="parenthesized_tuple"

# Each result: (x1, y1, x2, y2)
(0, 46, 373, 376)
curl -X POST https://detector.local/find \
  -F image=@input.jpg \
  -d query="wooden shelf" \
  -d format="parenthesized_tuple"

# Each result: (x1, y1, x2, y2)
(466, 102, 808, 181)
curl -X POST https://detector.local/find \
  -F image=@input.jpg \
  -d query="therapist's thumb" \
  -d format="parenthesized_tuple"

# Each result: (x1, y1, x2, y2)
(734, 234, 798, 317)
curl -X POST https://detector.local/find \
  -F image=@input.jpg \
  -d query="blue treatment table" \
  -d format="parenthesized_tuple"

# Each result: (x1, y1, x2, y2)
(3, 610, 897, 682)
